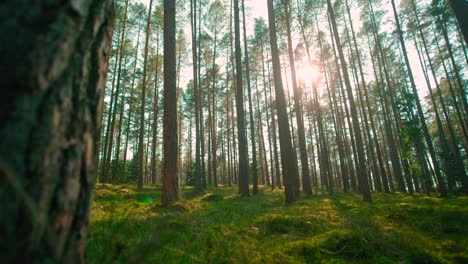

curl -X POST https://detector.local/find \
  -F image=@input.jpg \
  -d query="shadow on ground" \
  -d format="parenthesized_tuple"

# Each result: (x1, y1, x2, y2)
(87, 184, 468, 263)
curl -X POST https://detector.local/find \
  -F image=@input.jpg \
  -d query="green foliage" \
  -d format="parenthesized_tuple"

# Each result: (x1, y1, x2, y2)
(88, 185, 468, 263)
(185, 162, 197, 186)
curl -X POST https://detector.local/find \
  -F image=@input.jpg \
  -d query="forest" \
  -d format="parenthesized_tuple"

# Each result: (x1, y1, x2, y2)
(0, 0, 467, 263)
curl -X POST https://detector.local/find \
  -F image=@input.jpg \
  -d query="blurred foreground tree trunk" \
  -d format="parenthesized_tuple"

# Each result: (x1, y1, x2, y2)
(0, 0, 114, 262)
(449, 0, 468, 44)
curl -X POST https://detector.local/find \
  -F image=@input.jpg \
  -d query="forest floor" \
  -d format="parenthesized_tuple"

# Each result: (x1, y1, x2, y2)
(87, 184, 468, 263)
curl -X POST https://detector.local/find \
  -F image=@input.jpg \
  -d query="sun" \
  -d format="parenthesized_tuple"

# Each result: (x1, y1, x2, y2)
(297, 63, 322, 84)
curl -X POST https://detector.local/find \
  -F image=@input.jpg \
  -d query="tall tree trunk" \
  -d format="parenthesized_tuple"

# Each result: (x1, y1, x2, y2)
(305, 92, 319, 191)
(267, 53, 282, 189)
(162, 0, 179, 207)
(390, 0, 446, 195)
(208, 90, 213, 186)
(151, 83, 160, 184)
(145, 121, 151, 184)
(256, 90, 270, 186)
(211, 21, 218, 188)
(369, 1, 405, 192)
(344, 0, 387, 192)
(283, 66, 298, 151)
(260, 45, 275, 188)
(282, 0, 312, 195)
(322, 60, 349, 193)
(232, 99, 239, 184)
(412, 30, 454, 193)
(242, 0, 258, 194)
(366, 31, 396, 192)
(138, 0, 154, 190)
(437, 13, 468, 139)
(0, 1, 113, 261)
(313, 85, 333, 194)
(190, 0, 202, 192)
(267, 0, 300, 203)
(198, 0, 207, 189)
(151, 26, 161, 185)
(233, 0, 250, 197)
(434, 22, 468, 128)
(104, 0, 129, 183)
(101, 22, 121, 183)
(226, 75, 232, 187)
(340, 19, 377, 191)
(325, 14, 359, 192)
(114, 55, 129, 183)
(122, 28, 141, 182)
(327, 0, 371, 202)
(411, 1, 452, 195)
(449, 0, 468, 44)
(296, 2, 319, 192)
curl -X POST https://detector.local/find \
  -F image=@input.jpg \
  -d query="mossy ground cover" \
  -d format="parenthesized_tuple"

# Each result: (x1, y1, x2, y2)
(88, 184, 468, 263)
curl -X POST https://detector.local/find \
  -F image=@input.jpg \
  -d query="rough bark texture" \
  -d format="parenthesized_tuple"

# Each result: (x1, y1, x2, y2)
(0, 0, 114, 262)
(162, 0, 179, 207)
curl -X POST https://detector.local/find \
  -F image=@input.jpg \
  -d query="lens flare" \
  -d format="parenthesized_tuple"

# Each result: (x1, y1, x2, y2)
(298, 63, 321, 84)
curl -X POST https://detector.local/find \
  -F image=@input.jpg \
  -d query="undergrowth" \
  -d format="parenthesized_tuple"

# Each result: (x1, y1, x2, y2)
(87, 184, 468, 263)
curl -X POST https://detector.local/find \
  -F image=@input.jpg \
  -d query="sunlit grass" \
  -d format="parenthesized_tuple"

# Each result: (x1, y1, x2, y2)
(87, 184, 468, 263)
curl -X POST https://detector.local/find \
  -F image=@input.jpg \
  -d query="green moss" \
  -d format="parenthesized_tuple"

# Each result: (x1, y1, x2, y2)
(87, 185, 468, 263)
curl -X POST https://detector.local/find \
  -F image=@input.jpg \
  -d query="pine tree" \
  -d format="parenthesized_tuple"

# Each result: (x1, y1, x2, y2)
(0, 1, 113, 261)
(267, 0, 300, 203)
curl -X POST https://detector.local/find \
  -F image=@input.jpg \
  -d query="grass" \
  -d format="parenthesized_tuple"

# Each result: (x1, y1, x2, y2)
(87, 184, 468, 263)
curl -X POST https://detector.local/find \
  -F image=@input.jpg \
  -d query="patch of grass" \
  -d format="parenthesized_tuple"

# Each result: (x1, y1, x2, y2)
(87, 184, 468, 263)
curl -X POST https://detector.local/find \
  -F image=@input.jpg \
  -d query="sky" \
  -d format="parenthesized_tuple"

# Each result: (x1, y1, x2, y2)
(137, 0, 433, 99)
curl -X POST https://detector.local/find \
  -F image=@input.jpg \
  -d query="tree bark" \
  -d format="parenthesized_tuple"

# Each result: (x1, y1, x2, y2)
(327, 0, 372, 202)
(190, 0, 202, 192)
(151, 26, 161, 185)
(101, 22, 121, 183)
(260, 48, 272, 187)
(282, 0, 312, 195)
(449, 0, 468, 44)
(138, 0, 154, 190)
(0, 0, 113, 261)
(267, 0, 300, 203)
(390, 0, 445, 195)
(211, 16, 218, 188)
(122, 28, 141, 182)
(344, 0, 387, 192)
(242, 0, 258, 194)
(234, 0, 250, 197)
(114, 55, 129, 183)
(105, 0, 129, 183)
(162, 0, 179, 207)
(267, 52, 281, 189)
